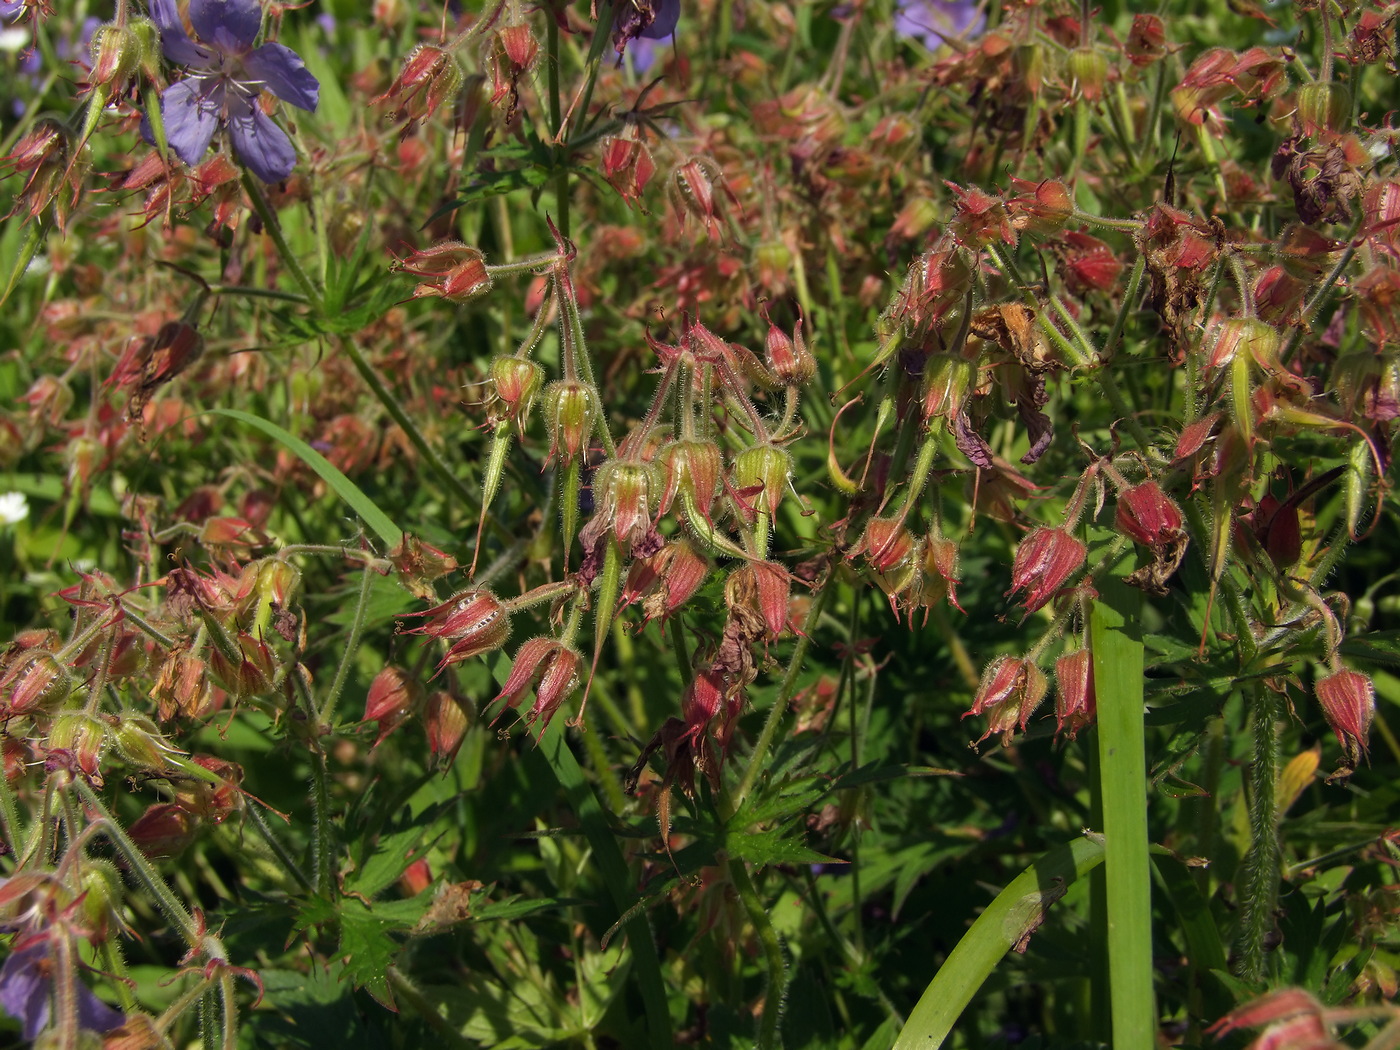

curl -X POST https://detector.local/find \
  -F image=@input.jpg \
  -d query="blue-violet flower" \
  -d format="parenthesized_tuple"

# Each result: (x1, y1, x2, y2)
(894, 0, 984, 50)
(145, 0, 318, 183)
(0, 936, 125, 1041)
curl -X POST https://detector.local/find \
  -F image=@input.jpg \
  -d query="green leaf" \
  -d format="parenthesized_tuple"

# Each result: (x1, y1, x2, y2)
(202, 408, 403, 549)
(725, 827, 838, 868)
(336, 895, 414, 1010)
(893, 835, 1106, 1049)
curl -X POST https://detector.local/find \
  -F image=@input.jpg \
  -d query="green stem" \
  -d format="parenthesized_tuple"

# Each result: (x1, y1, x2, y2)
(727, 854, 786, 1050)
(734, 581, 832, 809)
(243, 800, 315, 893)
(240, 172, 322, 309)
(1235, 685, 1281, 982)
(318, 565, 373, 726)
(1090, 572, 1155, 1046)
(890, 431, 939, 521)
(336, 334, 479, 511)
(546, 12, 568, 240)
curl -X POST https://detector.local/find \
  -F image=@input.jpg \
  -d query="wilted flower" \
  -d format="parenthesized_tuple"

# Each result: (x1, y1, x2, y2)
(401, 589, 512, 673)
(613, 0, 679, 62)
(392, 241, 493, 304)
(145, 0, 320, 183)
(1054, 649, 1096, 739)
(372, 43, 463, 127)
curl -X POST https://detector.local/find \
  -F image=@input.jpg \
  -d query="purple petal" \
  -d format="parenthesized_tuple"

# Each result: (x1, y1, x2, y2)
(150, 0, 213, 65)
(895, 0, 985, 48)
(190, 0, 263, 53)
(75, 983, 124, 1034)
(244, 42, 319, 111)
(226, 95, 297, 182)
(0, 942, 51, 1041)
(161, 77, 222, 167)
(639, 0, 680, 39)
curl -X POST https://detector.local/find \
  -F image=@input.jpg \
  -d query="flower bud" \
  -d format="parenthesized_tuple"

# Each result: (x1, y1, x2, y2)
(543, 381, 599, 463)
(365, 666, 425, 747)
(47, 712, 108, 778)
(127, 802, 197, 859)
(494, 638, 582, 735)
(1115, 481, 1184, 551)
(765, 316, 815, 387)
(601, 136, 656, 207)
(1316, 669, 1373, 770)
(1296, 81, 1352, 136)
(915, 532, 964, 615)
(151, 648, 215, 721)
(725, 561, 791, 638)
(587, 459, 658, 550)
(88, 21, 145, 95)
(489, 356, 544, 430)
(173, 755, 244, 823)
(965, 655, 1048, 744)
(207, 633, 276, 701)
(1054, 649, 1096, 739)
(405, 589, 512, 672)
(732, 443, 791, 521)
(373, 43, 464, 126)
(255, 558, 301, 608)
(1007, 527, 1087, 614)
(78, 859, 125, 941)
(392, 242, 492, 304)
(1069, 46, 1110, 101)
(425, 691, 469, 765)
(660, 439, 724, 522)
(853, 518, 919, 605)
(1008, 177, 1074, 238)
(111, 714, 182, 773)
(1, 651, 73, 716)
(1206, 317, 1281, 371)
(921, 353, 976, 420)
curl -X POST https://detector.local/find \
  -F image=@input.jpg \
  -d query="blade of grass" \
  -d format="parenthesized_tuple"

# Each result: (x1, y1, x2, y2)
(891, 835, 1106, 1050)
(1091, 573, 1157, 1046)
(203, 408, 403, 550)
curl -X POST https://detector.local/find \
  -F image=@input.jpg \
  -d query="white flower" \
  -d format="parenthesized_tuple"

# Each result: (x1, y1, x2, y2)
(0, 492, 28, 526)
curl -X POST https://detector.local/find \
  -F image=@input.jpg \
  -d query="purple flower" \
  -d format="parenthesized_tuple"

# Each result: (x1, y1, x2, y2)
(0, 938, 125, 1041)
(145, 0, 319, 183)
(613, 0, 679, 69)
(894, 0, 985, 49)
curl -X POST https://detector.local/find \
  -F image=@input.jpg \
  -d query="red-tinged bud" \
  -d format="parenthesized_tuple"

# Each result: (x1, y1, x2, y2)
(601, 136, 656, 207)
(2, 118, 88, 228)
(1124, 14, 1166, 66)
(207, 633, 276, 701)
(1254, 265, 1307, 323)
(853, 518, 919, 607)
(411, 589, 512, 672)
(915, 533, 964, 615)
(127, 802, 197, 859)
(489, 356, 544, 430)
(1249, 492, 1302, 570)
(22, 374, 74, 433)
(670, 157, 736, 241)
(659, 439, 724, 522)
(425, 691, 469, 765)
(151, 648, 215, 721)
(725, 561, 791, 638)
(1069, 47, 1111, 100)
(373, 43, 464, 127)
(1206, 989, 1330, 1045)
(1115, 481, 1184, 551)
(1174, 413, 1221, 462)
(172, 755, 244, 823)
(250, 559, 299, 611)
(364, 666, 425, 747)
(1007, 527, 1087, 614)
(1054, 649, 1096, 739)
(198, 516, 260, 548)
(1316, 669, 1373, 770)
(649, 538, 710, 621)
(78, 859, 125, 942)
(1008, 178, 1074, 238)
(765, 315, 815, 387)
(543, 380, 599, 463)
(387, 534, 459, 601)
(47, 712, 108, 779)
(488, 22, 539, 114)
(682, 668, 726, 743)
(1296, 81, 1352, 136)
(965, 655, 1048, 744)
(493, 637, 582, 735)
(888, 197, 940, 242)
(111, 714, 182, 773)
(88, 20, 145, 96)
(732, 443, 791, 521)
(1206, 317, 1281, 370)
(921, 353, 977, 421)
(1055, 231, 1123, 296)
(1, 651, 73, 716)
(586, 458, 658, 550)
(392, 242, 492, 304)
(946, 182, 1017, 247)
(399, 858, 432, 897)
(755, 240, 792, 294)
